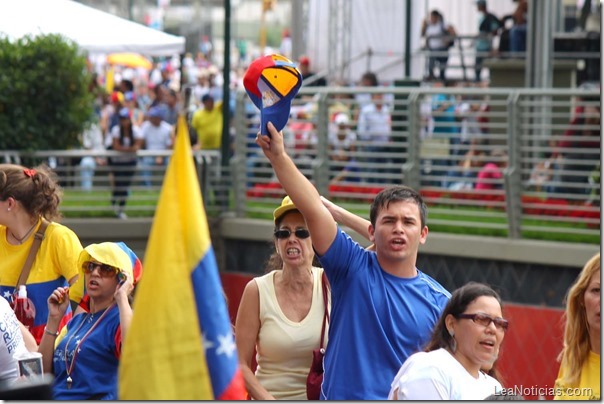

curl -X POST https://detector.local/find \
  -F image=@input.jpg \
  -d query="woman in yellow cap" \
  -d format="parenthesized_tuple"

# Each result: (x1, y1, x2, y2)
(38, 242, 137, 400)
(235, 196, 329, 400)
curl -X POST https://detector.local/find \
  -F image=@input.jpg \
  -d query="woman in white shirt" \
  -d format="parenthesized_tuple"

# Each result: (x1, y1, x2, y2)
(389, 282, 507, 400)
(0, 297, 37, 382)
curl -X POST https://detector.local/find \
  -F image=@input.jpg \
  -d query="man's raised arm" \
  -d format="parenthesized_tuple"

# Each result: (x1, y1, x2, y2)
(256, 121, 337, 256)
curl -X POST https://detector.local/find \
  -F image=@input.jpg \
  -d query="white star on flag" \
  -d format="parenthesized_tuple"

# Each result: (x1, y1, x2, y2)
(3, 291, 12, 300)
(215, 333, 236, 357)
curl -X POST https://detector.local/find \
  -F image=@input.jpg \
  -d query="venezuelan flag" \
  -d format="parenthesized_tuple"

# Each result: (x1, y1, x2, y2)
(118, 116, 246, 400)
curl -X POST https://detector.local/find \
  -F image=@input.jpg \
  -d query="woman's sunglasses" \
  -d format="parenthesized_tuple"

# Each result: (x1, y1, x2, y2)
(83, 261, 120, 278)
(274, 229, 311, 239)
(457, 312, 509, 331)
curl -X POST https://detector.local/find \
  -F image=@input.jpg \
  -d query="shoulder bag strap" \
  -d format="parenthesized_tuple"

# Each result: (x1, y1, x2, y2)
(319, 271, 330, 349)
(15, 219, 50, 289)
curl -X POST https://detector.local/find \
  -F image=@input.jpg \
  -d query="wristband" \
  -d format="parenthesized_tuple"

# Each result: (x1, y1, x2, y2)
(44, 327, 59, 337)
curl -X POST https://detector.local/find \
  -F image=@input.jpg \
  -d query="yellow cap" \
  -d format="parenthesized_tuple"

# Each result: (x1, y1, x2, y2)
(272, 196, 298, 224)
(77, 242, 133, 280)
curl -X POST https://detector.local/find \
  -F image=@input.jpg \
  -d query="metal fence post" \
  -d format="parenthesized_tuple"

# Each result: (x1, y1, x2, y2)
(313, 92, 330, 196)
(403, 91, 421, 191)
(505, 92, 523, 239)
(232, 91, 248, 217)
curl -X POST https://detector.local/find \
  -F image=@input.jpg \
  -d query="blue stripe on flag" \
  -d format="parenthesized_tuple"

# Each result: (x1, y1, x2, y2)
(191, 247, 239, 398)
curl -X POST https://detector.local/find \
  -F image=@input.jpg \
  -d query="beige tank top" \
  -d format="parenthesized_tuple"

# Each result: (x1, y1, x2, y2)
(254, 267, 329, 400)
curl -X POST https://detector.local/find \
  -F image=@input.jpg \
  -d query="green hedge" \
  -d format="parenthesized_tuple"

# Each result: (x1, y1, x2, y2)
(0, 34, 94, 150)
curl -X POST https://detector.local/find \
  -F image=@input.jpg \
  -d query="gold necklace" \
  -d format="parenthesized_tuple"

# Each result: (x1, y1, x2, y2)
(9, 221, 38, 245)
(63, 303, 115, 389)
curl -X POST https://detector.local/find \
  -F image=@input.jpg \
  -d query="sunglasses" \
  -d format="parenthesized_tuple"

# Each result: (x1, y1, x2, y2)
(83, 261, 120, 278)
(274, 228, 311, 239)
(457, 312, 509, 331)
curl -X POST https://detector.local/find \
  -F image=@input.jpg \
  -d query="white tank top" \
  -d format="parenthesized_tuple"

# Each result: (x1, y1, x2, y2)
(254, 267, 330, 400)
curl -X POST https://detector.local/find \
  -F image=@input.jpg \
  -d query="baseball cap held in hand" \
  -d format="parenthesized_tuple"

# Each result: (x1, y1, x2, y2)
(243, 54, 302, 135)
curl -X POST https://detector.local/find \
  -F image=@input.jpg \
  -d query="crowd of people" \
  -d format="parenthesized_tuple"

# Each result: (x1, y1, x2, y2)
(0, 108, 600, 399)
(1, 11, 598, 396)
(231, 117, 600, 400)
(421, 0, 528, 82)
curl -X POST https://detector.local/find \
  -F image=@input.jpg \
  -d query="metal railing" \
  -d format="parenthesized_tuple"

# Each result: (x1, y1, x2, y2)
(6, 87, 599, 243)
(1, 149, 224, 218)
(232, 86, 600, 243)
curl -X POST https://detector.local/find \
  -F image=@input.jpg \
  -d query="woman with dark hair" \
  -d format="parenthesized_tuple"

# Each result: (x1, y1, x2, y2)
(554, 252, 600, 400)
(38, 242, 139, 399)
(388, 282, 506, 400)
(110, 107, 144, 219)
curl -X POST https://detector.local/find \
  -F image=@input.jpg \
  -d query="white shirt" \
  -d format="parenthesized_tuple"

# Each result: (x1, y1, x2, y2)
(388, 348, 502, 400)
(140, 121, 173, 151)
(0, 297, 29, 382)
(357, 103, 391, 144)
(425, 22, 448, 50)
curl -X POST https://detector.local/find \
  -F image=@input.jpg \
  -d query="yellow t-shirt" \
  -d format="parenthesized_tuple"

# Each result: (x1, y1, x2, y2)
(554, 351, 600, 400)
(0, 221, 83, 342)
(191, 101, 223, 150)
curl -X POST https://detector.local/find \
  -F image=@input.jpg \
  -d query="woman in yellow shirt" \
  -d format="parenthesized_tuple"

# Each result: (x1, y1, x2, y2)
(554, 252, 600, 400)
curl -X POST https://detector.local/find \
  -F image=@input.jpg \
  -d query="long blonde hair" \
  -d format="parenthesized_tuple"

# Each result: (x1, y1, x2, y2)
(557, 252, 600, 386)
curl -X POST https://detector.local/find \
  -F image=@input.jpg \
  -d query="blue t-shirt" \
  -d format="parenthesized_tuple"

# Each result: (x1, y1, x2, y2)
(52, 305, 121, 400)
(318, 230, 450, 400)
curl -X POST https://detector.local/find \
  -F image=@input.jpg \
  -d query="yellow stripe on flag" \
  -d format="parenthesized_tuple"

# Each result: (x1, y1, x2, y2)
(118, 116, 213, 399)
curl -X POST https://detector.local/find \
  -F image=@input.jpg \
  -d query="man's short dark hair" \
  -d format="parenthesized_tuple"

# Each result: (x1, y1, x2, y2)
(369, 186, 427, 228)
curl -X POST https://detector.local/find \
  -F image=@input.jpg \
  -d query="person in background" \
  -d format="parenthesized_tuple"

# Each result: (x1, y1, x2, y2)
(0, 296, 38, 382)
(0, 164, 84, 344)
(162, 88, 181, 126)
(38, 242, 137, 400)
(356, 91, 392, 183)
(256, 123, 450, 399)
(191, 94, 223, 150)
(509, 0, 528, 54)
(475, 148, 507, 191)
(123, 91, 144, 127)
(79, 118, 107, 192)
(554, 252, 600, 400)
(298, 55, 327, 87)
(110, 108, 144, 219)
(329, 113, 360, 185)
(389, 282, 506, 400)
(235, 196, 329, 400)
(421, 10, 457, 81)
(474, 0, 502, 82)
(140, 106, 173, 187)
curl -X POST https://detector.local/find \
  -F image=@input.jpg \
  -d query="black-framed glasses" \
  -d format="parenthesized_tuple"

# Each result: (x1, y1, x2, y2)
(83, 261, 120, 278)
(274, 229, 311, 239)
(457, 312, 509, 331)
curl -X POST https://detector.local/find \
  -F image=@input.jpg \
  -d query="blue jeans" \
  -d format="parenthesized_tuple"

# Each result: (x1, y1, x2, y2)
(510, 24, 527, 53)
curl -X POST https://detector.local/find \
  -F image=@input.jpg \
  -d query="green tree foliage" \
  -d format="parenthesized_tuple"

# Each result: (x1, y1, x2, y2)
(0, 34, 94, 150)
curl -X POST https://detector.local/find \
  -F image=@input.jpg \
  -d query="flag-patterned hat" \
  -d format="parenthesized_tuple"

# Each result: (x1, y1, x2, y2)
(243, 54, 302, 135)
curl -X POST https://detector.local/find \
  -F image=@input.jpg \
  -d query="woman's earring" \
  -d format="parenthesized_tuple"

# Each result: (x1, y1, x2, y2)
(448, 329, 456, 353)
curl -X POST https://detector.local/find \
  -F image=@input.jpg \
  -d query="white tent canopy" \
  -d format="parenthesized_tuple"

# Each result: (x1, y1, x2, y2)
(0, 0, 185, 56)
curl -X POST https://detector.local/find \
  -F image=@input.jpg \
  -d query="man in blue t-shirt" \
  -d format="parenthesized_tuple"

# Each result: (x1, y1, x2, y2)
(256, 122, 451, 400)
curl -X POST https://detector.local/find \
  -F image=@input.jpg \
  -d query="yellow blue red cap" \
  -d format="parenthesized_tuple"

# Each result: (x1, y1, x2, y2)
(243, 54, 302, 135)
